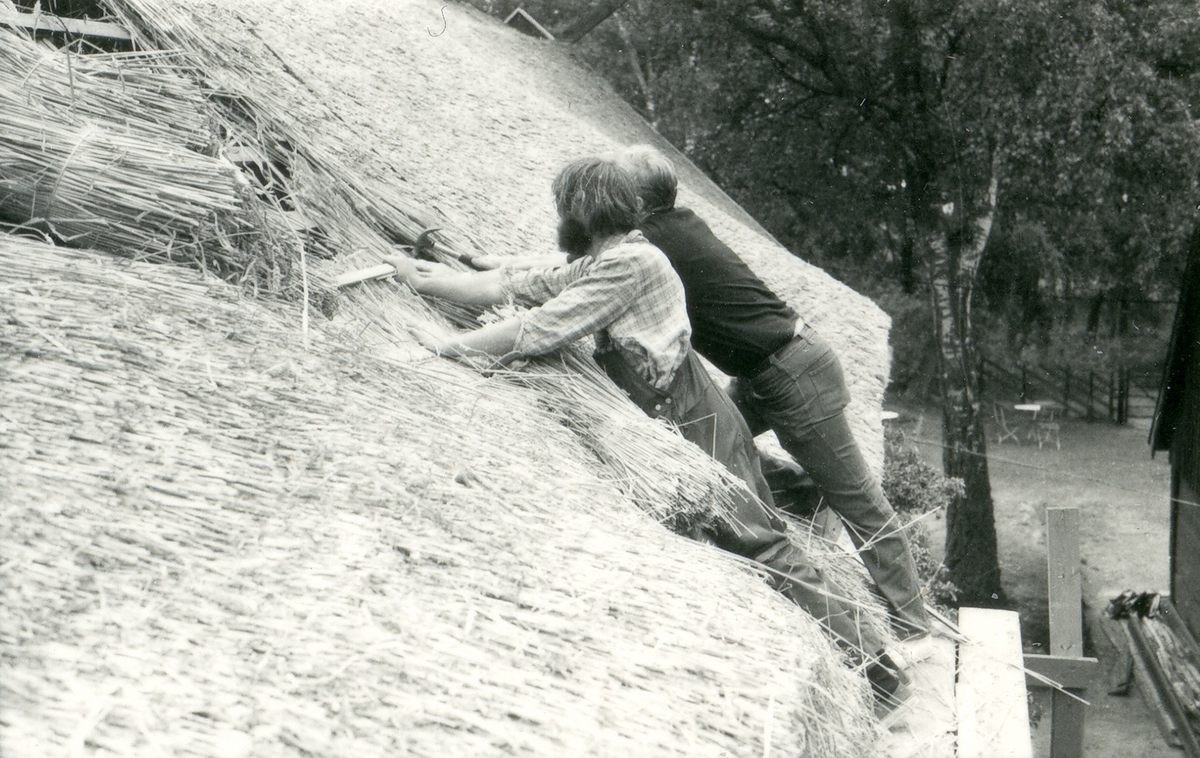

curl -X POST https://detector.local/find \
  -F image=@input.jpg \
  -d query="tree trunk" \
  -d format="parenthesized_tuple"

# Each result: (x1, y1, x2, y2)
(923, 171, 1007, 606)
(616, 17, 657, 126)
(899, 232, 918, 294)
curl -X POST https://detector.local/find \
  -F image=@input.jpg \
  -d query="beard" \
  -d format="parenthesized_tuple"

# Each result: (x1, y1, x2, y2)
(557, 217, 592, 261)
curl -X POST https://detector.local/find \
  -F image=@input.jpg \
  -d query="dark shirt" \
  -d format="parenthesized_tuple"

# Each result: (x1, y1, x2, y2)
(639, 207, 798, 377)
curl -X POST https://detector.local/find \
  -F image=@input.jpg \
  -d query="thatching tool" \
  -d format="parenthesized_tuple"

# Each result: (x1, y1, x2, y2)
(335, 227, 486, 288)
(413, 226, 484, 269)
(412, 227, 440, 258)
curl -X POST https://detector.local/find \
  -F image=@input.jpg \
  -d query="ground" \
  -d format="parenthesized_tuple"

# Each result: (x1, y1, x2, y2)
(893, 403, 1179, 757)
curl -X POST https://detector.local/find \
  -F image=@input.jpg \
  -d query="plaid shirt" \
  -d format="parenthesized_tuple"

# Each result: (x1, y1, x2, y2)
(501, 231, 691, 390)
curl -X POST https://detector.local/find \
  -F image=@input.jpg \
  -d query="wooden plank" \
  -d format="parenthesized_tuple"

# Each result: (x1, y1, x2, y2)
(873, 635, 957, 758)
(957, 607, 1033, 758)
(335, 263, 395, 288)
(1047, 507, 1084, 657)
(502, 8, 555, 40)
(1046, 506, 1086, 758)
(1023, 653, 1099, 690)
(0, 7, 132, 40)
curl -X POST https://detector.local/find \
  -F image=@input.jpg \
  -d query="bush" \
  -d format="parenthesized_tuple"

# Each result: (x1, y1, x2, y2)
(881, 426, 964, 607)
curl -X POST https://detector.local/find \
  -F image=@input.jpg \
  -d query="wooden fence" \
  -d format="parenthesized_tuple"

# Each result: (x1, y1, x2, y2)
(981, 358, 1159, 423)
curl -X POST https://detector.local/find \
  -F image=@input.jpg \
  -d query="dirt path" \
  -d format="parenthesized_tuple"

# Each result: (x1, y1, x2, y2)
(897, 406, 1177, 756)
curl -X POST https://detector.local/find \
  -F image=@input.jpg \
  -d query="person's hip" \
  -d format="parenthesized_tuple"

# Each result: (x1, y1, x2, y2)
(742, 321, 826, 379)
(739, 323, 851, 415)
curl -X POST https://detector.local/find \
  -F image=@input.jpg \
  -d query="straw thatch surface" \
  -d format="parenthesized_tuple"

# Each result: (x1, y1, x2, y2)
(1, 0, 903, 754)
(1, 6, 780, 533)
(100, 0, 892, 472)
(0, 236, 878, 756)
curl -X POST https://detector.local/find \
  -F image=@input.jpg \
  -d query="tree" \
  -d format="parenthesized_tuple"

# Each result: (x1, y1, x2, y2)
(566, 0, 1200, 605)
(995, 1, 1200, 363)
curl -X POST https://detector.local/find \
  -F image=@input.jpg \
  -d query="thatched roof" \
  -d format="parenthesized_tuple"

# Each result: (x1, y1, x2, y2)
(101, 0, 892, 469)
(2, 236, 884, 755)
(1, 0, 899, 755)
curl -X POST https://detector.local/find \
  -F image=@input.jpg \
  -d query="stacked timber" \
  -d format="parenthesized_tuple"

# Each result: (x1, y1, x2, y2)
(1108, 591, 1200, 753)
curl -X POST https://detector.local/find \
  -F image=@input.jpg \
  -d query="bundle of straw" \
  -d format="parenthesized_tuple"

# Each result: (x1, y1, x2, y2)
(0, 30, 211, 149)
(0, 28, 322, 300)
(0, 30, 241, 259)
(0, 106, 240, 246)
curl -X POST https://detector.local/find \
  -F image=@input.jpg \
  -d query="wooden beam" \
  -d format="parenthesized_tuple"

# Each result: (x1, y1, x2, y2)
(0, 7, 132, 41)
(957, 607, 1034, 758)
(554, 0, 630, 42)
(1046, 506, 1086, 758)
(1024, 653, 1100, 690)
(1047, 507, 1084, 657)
(503, 8, 555, 41)
(1114, 616, 1184, 747)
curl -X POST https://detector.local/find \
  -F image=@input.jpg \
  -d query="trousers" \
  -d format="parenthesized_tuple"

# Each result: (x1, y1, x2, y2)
(728, 326, 930, 639)
(598, 347, 884, 654)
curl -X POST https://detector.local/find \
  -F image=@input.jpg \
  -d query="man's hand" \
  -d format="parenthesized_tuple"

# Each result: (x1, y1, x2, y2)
(407, 321, 455, 356)
(381, 255, 418, 285)
(382, 255, 456, 285)
(380, 254, 505, 307)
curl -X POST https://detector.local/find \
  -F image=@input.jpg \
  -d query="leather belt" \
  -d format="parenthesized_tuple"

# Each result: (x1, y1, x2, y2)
(742, 320, 810, 379)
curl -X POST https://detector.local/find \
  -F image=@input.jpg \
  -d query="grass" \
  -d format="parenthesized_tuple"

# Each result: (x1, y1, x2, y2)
(888, 403, 1171, 647)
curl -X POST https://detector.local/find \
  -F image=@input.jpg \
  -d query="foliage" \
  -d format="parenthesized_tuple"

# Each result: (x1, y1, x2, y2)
(882, 425, 964, 606)
(883, 427, 965, 520)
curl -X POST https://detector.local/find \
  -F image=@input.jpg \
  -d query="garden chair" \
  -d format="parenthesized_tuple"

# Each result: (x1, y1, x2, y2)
(993, 402, 1021, 445)
(1034, 406, 1061, 450)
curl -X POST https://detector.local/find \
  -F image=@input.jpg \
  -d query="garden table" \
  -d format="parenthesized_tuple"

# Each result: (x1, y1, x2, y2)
(1012, 404, 1043, 443)
(1012, 402, 1063, 449)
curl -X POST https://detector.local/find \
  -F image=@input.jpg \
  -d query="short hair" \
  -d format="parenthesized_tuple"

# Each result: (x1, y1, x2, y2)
(551, 157, 641, 239)
(617, 144, 678, 213)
